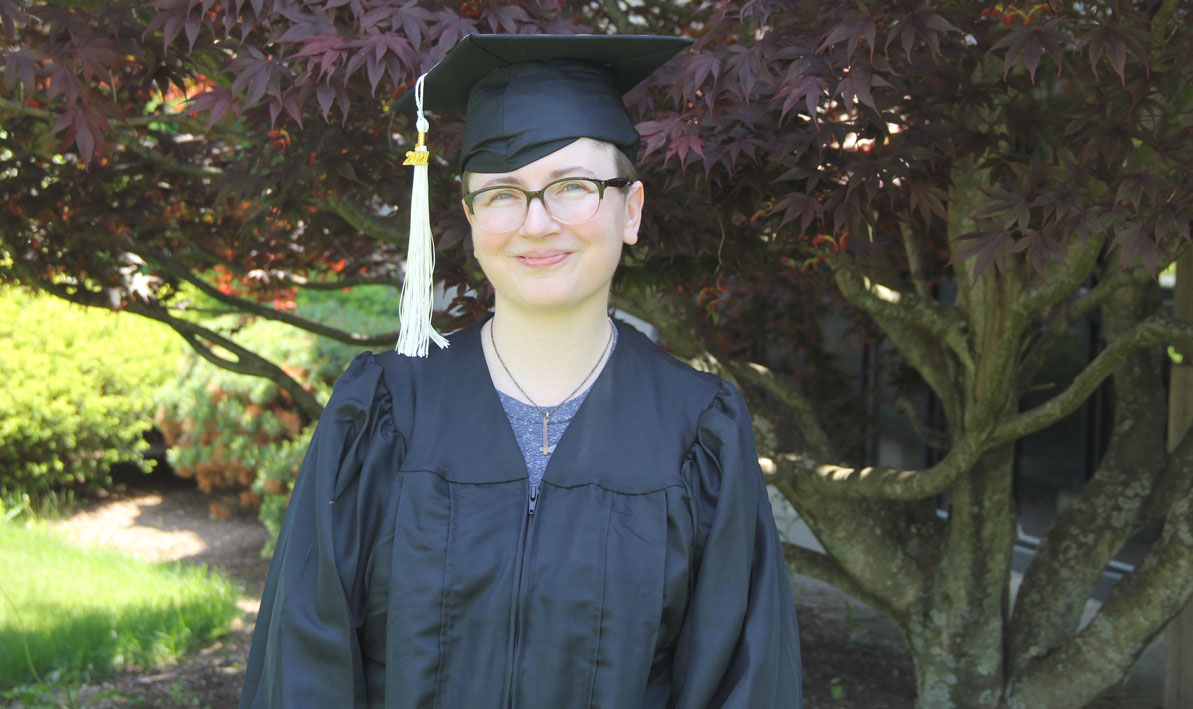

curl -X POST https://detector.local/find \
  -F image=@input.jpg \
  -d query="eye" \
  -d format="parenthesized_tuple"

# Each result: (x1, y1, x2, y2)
(548, 179, 598, 200)
(475, 188, 523, 208)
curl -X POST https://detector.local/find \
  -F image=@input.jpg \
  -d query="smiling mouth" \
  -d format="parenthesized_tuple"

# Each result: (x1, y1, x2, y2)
(515, 252, 570, 268)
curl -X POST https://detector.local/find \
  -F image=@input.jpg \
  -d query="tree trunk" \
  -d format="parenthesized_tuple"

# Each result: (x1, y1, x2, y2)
(1165, 250, 1193, 708)
(1166, 607, 1193, 708)
(905, 445, 1016, 708)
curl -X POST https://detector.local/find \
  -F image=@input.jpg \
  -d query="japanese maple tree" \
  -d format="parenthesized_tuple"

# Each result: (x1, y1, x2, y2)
(3, 1, 1193, 706)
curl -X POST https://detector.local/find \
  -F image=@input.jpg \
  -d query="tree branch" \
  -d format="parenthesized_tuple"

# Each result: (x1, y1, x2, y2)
(725, 360, 836, 460)
(321, 195, 408, 245)
(1007, 488, 1193, 708)
(1015, 230, 1108, 319)
(129, 302, 324, 421)
(831, 262, 968, 427)
(832, 261, 970, 368)
(898, 221, 930, 298)
(1144, 387, 1193, 523)
(992, 314, 1193, 445)
(1008, 319, 1169, 675)
(611, 282, 711, 361)
(637, 0, 700, 24)
(971, 270, 1037, 429)
(1018, 266, 1152, 386)
(771, 466, 929, 619)
(144, 251, 399, 347)
(0, 95, 52, 119)
(894, 395, 949, 451)
(770, 432, 983, 501)
(1152, 0, 1181, 40)
(285, 273, 401, 290)
(0, 96, 212, 132)
(615, 282, 833, 456)
(122, 112, 210, 130)
(121, 136, 223, 179)
(600, 0, 633, 34)
(2, 263, 325, 421)
(618, 279, 931, 612)
(783, 543, 904, 624)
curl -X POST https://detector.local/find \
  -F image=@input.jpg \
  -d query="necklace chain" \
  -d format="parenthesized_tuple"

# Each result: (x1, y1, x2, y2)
(490, 317, 614, 455)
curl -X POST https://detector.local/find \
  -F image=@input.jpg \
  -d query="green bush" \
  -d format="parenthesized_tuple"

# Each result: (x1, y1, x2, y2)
(0, 287, 184, 496)
(156, 285, 396, 547)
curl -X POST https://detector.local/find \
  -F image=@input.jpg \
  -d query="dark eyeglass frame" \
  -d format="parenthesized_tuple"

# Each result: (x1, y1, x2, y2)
(462, 176, 635, 229)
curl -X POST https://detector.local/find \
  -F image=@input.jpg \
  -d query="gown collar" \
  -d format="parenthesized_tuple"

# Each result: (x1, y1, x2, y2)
(390, 314, 714, 494)
(460, 313, 621, 488)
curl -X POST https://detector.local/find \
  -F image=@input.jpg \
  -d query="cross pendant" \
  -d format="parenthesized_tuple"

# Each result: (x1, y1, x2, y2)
(541, 413, 551, 455)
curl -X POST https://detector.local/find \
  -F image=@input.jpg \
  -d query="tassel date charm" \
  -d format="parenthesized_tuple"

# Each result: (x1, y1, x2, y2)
(403, 148, 429, 166)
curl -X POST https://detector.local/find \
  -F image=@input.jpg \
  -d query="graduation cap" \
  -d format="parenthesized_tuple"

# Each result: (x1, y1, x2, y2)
(392, 33, 692, 357)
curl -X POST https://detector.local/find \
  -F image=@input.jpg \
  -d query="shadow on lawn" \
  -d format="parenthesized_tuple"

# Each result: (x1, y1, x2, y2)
(0, 592, 237, 690)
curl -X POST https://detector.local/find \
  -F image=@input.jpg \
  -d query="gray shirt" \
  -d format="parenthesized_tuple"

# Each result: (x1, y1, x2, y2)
(496, 326, 618, 490)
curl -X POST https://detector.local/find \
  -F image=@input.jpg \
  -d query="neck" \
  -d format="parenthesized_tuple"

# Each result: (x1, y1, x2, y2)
(485, 298, 614, 407)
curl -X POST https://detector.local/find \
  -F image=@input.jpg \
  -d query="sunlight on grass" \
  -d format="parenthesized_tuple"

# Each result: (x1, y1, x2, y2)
(0, 519, 240, 689)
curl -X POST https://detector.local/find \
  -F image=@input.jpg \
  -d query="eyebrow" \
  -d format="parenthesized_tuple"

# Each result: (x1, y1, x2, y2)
(474, 165, 598, 190)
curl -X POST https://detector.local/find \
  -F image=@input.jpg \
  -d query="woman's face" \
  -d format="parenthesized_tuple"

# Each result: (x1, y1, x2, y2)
(463, 138, 643, 317)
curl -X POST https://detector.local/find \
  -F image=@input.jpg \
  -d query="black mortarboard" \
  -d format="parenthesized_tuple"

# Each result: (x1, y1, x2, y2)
(395, 34, 692, 173)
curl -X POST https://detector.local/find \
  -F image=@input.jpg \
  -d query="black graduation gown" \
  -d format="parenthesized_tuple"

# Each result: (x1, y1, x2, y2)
(240, 319, 801, 708)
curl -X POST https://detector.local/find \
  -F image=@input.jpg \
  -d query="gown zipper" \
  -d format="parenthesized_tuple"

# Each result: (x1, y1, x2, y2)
(507, 484, 539, 708)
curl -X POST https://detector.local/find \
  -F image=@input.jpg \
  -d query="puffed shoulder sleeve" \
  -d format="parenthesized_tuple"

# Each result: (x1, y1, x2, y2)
(240, 352, 403, 709)
(673, 381, 802, 708)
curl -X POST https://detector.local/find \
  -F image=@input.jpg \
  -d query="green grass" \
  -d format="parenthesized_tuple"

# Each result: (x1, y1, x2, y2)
(0, 520, 241, 690)
(1, 485, 80, 523)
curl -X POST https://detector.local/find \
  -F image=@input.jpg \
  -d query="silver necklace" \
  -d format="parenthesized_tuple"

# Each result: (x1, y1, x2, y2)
(490, 318, 614, 455)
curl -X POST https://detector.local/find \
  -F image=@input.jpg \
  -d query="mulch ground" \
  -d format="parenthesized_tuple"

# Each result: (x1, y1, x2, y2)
(34, 472, 918, 708)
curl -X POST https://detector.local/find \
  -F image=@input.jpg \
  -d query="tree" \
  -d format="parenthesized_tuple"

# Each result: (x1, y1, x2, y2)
(3, 1, 1193, 706)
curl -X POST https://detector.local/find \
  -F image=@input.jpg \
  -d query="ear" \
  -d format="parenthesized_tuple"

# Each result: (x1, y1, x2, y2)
(461, 197, 476, 225)
(620, 180, 644, 246)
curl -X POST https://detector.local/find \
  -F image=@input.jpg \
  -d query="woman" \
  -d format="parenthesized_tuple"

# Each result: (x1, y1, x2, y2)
(241, 34, 801, 708)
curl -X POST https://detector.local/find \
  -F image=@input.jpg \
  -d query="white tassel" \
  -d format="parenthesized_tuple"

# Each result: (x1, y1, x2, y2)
(395, 73, 449, 357)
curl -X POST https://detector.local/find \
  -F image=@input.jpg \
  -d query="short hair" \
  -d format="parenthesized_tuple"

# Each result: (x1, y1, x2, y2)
(610, 143, 639, 182)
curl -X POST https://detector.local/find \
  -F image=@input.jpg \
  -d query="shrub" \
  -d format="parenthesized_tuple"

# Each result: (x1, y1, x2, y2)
(0, 287, 184, 497)
(156, 285, 395, 545)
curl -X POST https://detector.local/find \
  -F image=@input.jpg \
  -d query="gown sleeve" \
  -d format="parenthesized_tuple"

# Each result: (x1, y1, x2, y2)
(672, 381, 803, 708)
(240, 353, 401, 709)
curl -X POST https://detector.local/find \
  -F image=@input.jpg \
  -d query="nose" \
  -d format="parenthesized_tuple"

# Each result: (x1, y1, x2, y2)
(520, 194, 561, 237)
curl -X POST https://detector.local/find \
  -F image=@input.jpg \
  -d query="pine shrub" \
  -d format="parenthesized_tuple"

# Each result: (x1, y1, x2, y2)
(0, 287, 184, 496)
(156, 285, 395, 544)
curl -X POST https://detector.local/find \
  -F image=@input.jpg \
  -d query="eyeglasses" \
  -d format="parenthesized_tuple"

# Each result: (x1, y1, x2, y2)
(462, 177, 634, 233)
